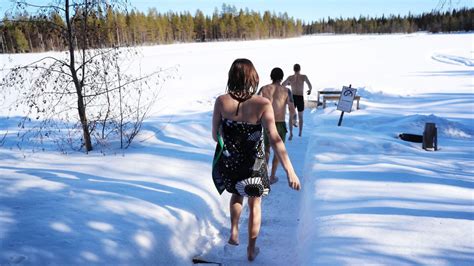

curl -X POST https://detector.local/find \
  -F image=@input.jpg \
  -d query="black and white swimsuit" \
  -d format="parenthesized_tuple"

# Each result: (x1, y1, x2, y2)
(212, 118, 270, 197)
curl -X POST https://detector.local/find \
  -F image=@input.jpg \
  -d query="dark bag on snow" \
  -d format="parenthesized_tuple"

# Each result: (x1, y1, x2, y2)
(398, 133, 423, 143)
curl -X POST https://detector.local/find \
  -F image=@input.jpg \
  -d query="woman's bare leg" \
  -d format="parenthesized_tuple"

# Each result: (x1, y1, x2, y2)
(247, 197, 261, 261)
(229, 194, 243, 245)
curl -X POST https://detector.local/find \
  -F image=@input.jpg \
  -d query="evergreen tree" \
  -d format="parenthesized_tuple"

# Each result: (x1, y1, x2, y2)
(12, 27, 28, 52)
(194, 9, 206, 41)
(1, 5, 472, 53)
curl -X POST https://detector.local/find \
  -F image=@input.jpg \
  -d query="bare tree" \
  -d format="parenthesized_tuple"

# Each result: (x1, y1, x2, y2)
(436, 0, 459, 10)
(0, 0, 170, 152)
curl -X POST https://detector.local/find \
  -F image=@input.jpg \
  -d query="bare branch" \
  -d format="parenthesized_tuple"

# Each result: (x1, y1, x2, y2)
(20, 56, 69, 69)
(75, 48, 116, 72)
(16, 0, 66, 12)
(24, 65, 73, 78)
(82, 70, 162, 98)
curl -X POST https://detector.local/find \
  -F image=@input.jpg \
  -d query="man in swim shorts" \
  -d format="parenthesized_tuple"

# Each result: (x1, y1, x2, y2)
(282, 64, 312, 137)
(258, 67, 296, 184)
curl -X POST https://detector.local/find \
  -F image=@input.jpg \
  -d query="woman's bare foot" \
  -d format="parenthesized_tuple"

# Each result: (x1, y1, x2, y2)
(228, 222, 240, 245)
(228, 238, 239, 246)
(247, 246, 260, 261)
(228, 230, 239, 245)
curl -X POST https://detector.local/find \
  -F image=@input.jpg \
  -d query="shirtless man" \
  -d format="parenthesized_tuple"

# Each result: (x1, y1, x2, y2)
(258, 67, 296, 184)
(282, 64, 312, 137)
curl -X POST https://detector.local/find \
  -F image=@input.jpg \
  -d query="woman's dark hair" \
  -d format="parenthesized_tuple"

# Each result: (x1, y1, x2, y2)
(270, 67, 284, 82)
(226, 58, 259, 101)
(293, 64, 301, 72)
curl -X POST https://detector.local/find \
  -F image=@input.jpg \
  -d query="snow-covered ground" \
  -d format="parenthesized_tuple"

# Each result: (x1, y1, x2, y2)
(0, 33, 473, 265)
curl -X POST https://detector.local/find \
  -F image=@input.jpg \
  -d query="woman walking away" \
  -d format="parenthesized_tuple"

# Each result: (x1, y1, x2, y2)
(212, 58, 301, 261)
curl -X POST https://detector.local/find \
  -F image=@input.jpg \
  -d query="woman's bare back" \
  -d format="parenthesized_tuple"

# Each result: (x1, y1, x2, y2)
(217, 94, 268, 124)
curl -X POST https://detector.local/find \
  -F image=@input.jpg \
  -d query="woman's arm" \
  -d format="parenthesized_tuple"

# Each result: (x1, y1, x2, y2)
(212, 97, 222, 142)
(261, 101, 301, 190)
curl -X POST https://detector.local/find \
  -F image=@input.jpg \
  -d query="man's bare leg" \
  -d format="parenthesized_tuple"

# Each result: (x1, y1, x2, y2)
(269, 154, 279, 184)
(247, 197, 261, 261)
(288, 117, 295, 140)
(229, 194, 243, 245)
(298, 112, 304, 137)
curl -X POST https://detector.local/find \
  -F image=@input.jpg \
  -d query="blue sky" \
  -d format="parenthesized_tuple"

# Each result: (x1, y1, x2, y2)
(128, 0, 473, 22)
(1, 0, 473, 22)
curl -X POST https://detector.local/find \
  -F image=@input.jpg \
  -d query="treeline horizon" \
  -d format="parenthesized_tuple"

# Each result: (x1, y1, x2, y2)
(1, 4, 473, 54)
(304, 8, 473, 34)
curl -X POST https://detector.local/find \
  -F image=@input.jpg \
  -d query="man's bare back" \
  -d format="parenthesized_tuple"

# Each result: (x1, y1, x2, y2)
(282, 73, 312, 96)
(282, 63, 312, 137)
(259, 83, 292, 122)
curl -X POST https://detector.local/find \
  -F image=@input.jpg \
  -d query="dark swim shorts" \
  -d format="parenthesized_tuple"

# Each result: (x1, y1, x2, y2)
(293, 95, 304, 112)
(264, 122, 288, 148)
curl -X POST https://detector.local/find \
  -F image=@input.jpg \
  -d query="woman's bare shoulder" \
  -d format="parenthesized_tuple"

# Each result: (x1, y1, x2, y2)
(216, 94, 230, 103)
(252, 95, 270, 105)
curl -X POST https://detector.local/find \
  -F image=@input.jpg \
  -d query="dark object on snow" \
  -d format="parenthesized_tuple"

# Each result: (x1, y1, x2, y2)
(423, 122, 438, 151)
(192, 256, 221, 265)
(398, 123, 439, 151)
(399, 133, 423, 143)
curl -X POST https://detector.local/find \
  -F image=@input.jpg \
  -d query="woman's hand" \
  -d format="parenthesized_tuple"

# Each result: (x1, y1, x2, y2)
(287, 172, 301, 191)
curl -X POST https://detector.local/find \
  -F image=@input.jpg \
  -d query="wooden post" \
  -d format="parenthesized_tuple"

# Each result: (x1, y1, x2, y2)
(337, 112, 344, 126)
(337, 84, 351, 127)
(423, 123, 437, 151)
(317, 90, 321, 109)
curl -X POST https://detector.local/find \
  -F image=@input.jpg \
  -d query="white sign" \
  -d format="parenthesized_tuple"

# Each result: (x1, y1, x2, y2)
(337, 86, 357, 113)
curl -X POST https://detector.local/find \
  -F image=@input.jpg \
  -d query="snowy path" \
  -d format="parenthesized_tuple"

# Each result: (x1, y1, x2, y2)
(252, 124, 311, 265)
